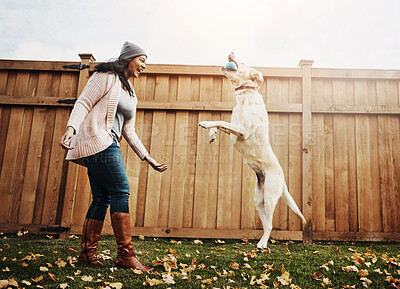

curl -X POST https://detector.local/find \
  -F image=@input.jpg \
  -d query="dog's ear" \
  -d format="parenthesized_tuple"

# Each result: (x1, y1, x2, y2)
(250, 70, 264, 83)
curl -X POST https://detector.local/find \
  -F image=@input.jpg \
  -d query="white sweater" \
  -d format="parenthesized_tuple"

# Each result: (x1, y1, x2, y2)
(65, 72, 149, 165)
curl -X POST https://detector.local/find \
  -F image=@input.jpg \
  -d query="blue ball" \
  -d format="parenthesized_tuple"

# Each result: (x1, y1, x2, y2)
(225, 61, 238, 71)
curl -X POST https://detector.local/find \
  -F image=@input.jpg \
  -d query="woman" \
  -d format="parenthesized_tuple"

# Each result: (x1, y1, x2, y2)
(60, 41, 167, 271)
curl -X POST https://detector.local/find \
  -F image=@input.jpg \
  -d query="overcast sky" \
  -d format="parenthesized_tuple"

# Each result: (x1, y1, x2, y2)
(1, 0, 400, 69)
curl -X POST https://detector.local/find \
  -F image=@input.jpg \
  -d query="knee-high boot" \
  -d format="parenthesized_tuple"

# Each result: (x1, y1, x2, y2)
(78, 219, 104, 266)
(111, 212, 154, 272)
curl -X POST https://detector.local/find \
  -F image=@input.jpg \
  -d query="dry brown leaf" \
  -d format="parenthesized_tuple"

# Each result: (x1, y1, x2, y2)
(342, 265, 359, 272)
(48, 272, 58, 282)
(32, 275, 43, 283)
(146, 277, 164, 286)
(312, 271, 323, 280)
(358, 269, 369, 277)
(68, 248, 77, 253)
(277, 271, 291, 286)
(229, 261, 239, 270)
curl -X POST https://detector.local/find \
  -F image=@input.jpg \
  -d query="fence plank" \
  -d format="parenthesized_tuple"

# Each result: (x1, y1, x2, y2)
(0, 106, 25, 223)
(144, 75, 169, 227)
(18, 108, 48, 224)
(377, 80, 400, 232)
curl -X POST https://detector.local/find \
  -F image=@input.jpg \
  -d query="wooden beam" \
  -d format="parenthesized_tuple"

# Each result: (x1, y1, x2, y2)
(313, 231, 400, 242)
(313, 104, 400, 115)
(300, 59, 314, 244)
(0, 59, 302, 77)
(0, 59, 82, 72)
(312, 68, 400, 79)
(69, 224, 303, 241)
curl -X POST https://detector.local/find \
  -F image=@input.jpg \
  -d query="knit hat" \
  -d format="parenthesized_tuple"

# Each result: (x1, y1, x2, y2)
(119, 41, 147, 60)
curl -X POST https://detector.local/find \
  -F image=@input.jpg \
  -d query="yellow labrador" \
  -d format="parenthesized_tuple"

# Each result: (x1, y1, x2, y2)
(199, 53, 306, 249)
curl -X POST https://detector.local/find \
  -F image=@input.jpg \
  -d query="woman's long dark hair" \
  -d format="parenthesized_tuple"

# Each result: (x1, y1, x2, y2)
(95, 58, 134, 96)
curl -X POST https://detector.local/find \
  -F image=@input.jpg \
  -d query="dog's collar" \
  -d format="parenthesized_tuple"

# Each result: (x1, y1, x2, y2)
(235, 85, 258, 91)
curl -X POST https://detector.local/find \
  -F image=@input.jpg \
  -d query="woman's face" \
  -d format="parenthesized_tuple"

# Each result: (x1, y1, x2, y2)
(125, 55, 147, 78)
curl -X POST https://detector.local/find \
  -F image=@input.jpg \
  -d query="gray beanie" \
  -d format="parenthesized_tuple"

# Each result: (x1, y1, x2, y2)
(119, 41, 147, 60)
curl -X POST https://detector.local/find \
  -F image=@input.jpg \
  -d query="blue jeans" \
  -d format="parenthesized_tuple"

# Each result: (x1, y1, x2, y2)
(83, 141, 130, 221)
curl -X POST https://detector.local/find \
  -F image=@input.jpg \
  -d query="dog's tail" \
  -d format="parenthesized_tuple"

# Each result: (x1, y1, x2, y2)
(282, 184, 307, 224)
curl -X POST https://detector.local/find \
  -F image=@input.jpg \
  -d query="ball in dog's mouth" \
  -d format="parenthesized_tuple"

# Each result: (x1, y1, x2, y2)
(225, 61, 238, 71)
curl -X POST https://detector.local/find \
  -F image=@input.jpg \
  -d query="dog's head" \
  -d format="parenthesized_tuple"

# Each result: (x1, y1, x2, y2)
(220, 52, 263, 90)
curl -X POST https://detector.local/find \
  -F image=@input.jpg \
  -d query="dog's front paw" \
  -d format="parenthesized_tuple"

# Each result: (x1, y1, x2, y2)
(199, 121, 212, 129)
(209, 128, 217, 143)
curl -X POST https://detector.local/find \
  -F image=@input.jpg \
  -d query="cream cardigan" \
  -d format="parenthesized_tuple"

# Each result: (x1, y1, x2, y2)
(65, 72, 149, 165)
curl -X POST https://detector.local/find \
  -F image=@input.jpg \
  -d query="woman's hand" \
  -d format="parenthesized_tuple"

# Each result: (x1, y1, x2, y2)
(144, 156, 168, 172)
(60, 126, 75, 150)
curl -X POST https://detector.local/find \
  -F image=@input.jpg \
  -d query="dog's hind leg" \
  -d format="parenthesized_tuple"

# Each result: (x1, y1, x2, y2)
(254, 170, 272, 249)
(254, 171, 282, 249)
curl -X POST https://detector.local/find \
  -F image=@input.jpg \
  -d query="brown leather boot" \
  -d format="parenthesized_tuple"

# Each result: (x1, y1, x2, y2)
(78, 219, 104, 266)
(111, 212, 154, 272)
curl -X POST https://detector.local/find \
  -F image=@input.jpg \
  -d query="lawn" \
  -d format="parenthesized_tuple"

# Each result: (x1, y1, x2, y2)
(0, 232, 399, 288)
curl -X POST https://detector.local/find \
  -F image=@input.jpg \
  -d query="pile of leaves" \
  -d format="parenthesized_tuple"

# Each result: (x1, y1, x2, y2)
(0, 232, 399, 288)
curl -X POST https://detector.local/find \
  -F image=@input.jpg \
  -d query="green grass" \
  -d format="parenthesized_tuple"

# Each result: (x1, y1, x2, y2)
(0, 233, 399, 288)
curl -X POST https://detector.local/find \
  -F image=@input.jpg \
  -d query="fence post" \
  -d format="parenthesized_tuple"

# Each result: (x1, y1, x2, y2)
(59, 53, 95, 239)
(299, 59, 314, 244)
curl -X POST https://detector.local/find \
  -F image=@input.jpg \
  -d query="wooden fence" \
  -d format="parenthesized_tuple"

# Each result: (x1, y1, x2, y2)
(0, 54, 399, 242)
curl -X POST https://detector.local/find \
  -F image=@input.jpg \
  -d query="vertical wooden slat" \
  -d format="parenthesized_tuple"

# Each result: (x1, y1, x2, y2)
(355, 80, 381, 232)
(8, 71, 34, 223)
(157, 76, 177, 228)
(299, 59, 313, 243)
(216, 78, 234, 230)
(269, 79, 289, 230)
(332, 80, 349, 232)
(345, 80, 358, 232)
(288, 78, 302, 231)
(193, 76, 219, 229)
(144, 75, 169, 227)
(377, 80, 400, 232)
(0, 106, 25, 222)
(167, 76, 191, 229)
(323, 80, 335, 232)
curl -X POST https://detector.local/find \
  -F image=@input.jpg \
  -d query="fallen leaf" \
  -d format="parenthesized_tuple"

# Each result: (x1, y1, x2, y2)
(22, 280, 32, 286)
(55, 259, 67, 268)
(109, 282, 123, 289)
(68, 248, 77, 253)
(58, 283, 69, 289)
(312, 251, 320, 255)
(139, 235, 145, 240)
(162, 273, 175, 285)
(277, 271, 292, 286)
(48, 272, 58, 282)
(146, 277, 164, 286)
(229, 261, 239, 270)
(323, 277, 332, 285)
(81, 275, 93, 282)
(7, 279, 18, 287)
(312, 272, 323, 280)
(32, 275, 43, 283)
(193, 240, 203, 245)
(2, 267, 10, 272)
(358, 269, 369, 277)
(131, 268, 143, 275)
(342, 265, 359, 272)
(39, 266, 49, 272)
